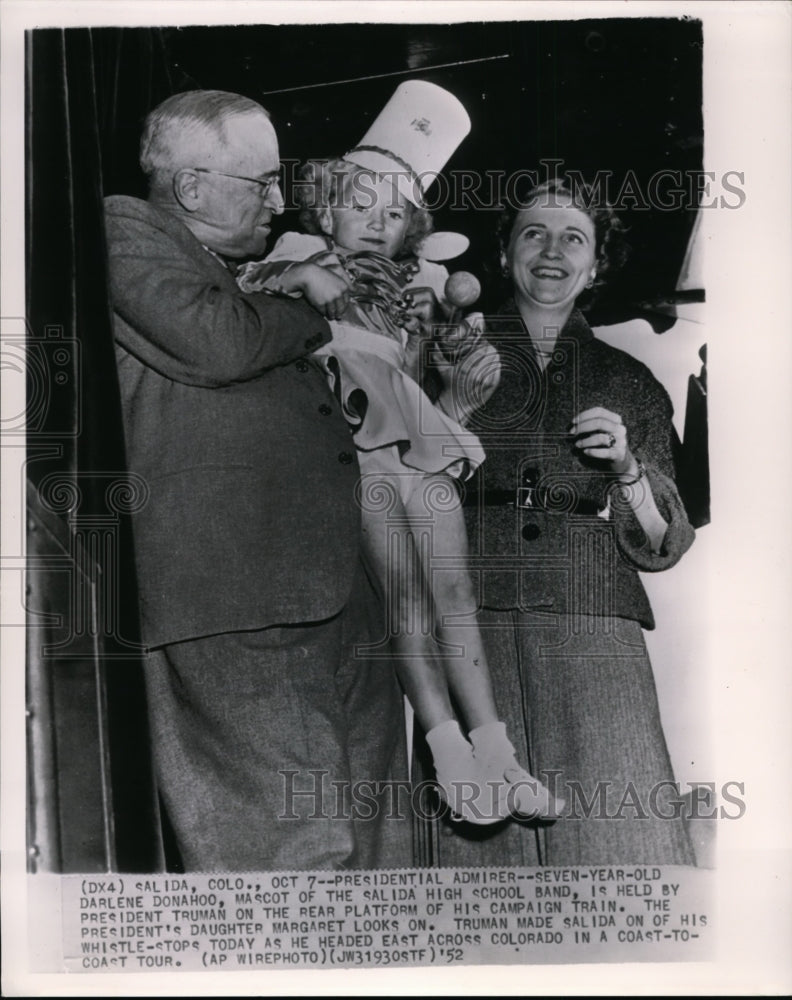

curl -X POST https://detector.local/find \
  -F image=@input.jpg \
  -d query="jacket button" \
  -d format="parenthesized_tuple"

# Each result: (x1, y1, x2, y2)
(338, 451, 355, 465)
(295, 359, 309, 373)
(318, 404, 332, 416)
(522, 522, 541, 541)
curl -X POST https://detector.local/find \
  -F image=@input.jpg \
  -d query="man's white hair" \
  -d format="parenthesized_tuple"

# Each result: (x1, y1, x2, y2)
(139, 90, 269, 183)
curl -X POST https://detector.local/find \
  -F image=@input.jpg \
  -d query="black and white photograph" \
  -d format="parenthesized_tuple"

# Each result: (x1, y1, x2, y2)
(1, 1, 790, 995)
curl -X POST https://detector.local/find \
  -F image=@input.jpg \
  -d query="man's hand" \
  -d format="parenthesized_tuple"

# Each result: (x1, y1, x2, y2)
(280, 254, 352, 320)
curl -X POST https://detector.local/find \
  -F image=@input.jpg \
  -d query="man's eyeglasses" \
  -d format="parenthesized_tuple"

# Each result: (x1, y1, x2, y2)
(192, 167, 281, 197)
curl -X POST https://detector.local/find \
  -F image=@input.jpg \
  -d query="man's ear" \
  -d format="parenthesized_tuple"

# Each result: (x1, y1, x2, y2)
(173, 169, 201, 212)
(317, 207, 334, 238)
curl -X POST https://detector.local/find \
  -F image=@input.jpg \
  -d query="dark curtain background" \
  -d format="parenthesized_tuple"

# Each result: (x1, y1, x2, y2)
(25, 27, 173, 872)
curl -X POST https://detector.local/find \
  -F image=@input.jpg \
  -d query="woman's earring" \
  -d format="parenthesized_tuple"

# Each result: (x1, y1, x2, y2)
(501, 262, 510, 277)
(586, 272, 597, 289)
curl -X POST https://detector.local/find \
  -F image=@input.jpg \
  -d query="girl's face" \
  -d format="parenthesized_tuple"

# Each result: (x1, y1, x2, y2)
(504, 194, 597, 312)
(320, 171, 411, 259)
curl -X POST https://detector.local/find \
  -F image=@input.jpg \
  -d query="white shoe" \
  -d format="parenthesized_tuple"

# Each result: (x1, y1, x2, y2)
(480, 758, 565, 821)
(433, 759, 511, 826)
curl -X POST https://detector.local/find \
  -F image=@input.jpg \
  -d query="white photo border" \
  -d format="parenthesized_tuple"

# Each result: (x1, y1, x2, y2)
(2, 1, 791, 995)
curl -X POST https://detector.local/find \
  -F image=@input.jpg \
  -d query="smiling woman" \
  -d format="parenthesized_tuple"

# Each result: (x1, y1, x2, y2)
(434, 176, 697, 867)
(503, 199, 597, 313)
(498, 178, 630, 327)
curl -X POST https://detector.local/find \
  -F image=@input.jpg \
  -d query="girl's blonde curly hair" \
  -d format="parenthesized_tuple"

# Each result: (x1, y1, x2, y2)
(295, 158, 434, 259)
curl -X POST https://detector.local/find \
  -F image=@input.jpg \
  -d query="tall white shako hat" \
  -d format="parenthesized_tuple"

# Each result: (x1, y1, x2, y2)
(343, 79, 471, 209)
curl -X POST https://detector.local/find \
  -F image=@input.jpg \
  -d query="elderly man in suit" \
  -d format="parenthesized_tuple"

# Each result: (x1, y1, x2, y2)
(105, 90, 408, 871)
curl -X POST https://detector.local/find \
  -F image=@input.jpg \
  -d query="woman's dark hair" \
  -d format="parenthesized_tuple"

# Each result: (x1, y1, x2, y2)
(295, 157, 434, 259)
(496, 176, 629, 304)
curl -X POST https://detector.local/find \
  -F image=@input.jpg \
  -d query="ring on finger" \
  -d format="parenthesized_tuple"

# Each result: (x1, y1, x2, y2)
(607, 432, 617, 448)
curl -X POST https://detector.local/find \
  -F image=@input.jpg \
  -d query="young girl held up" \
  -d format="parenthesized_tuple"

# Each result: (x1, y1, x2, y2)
(238, 81, 563, 825)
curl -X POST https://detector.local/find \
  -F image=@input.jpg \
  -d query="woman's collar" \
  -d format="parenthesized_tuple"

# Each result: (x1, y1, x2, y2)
(495, 299, 593, 342)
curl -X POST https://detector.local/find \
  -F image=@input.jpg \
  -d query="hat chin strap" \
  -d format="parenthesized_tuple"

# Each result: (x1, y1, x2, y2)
(344, 145, 426, 208)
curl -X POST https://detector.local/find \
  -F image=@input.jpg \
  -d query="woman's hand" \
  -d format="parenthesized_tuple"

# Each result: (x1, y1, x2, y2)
(571, 406, 673, 553)
(401, 287, 483, 359)
(436, 315, 501, 425)
(569, 406, 639, 477)
(434, 310, 487, 362)
(280, 255, 352, 320)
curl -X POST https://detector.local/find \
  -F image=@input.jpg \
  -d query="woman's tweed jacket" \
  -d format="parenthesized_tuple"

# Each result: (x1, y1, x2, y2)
(464, 305, 695, 629)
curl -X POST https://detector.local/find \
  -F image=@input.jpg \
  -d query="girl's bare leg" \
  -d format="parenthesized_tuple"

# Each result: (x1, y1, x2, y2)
(404, 473, 563, 819)
(402, 473, 499, 728)
(358, 474, 454, 734)
(358, 467, 502, 824)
